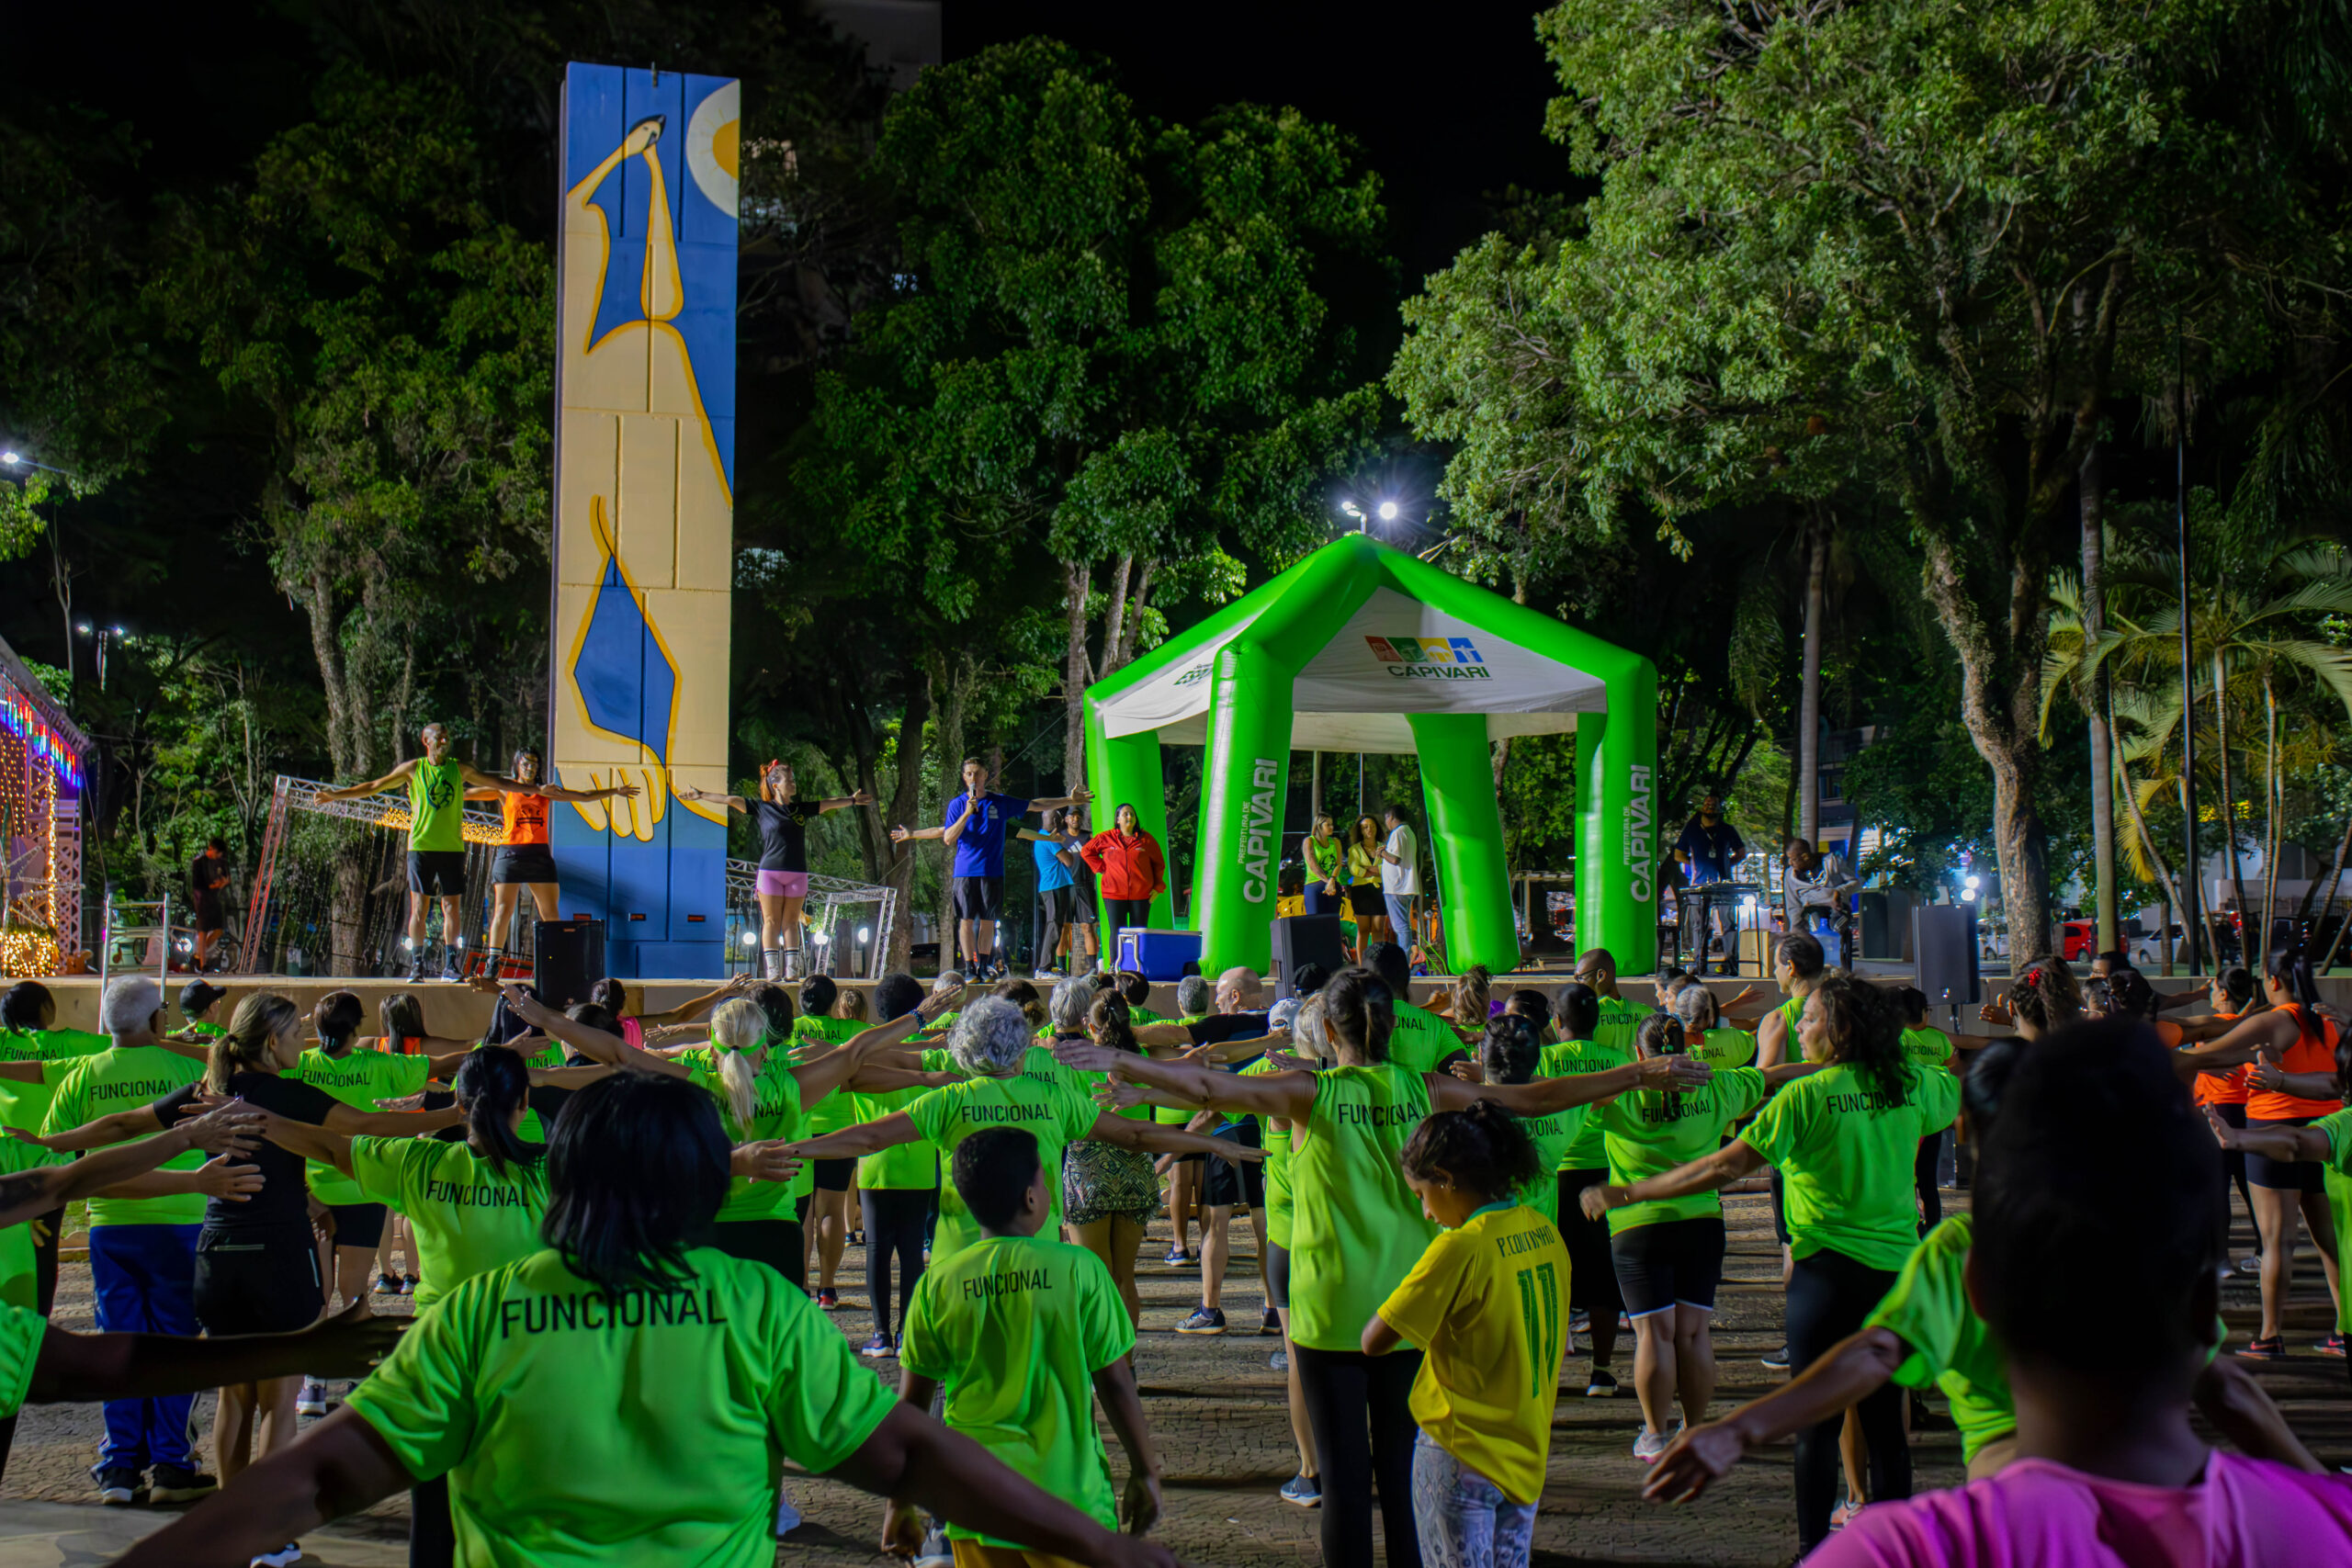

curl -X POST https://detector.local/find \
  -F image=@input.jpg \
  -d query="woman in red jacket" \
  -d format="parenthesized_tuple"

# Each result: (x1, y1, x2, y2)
(1081, 803, 1167, 942)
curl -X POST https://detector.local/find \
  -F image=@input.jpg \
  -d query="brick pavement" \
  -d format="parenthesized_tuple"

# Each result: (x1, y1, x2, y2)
(2, 1188, 2345, 1566)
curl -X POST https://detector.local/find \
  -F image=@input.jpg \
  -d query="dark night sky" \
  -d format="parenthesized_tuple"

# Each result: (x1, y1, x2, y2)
(948, 2, 1570, 281)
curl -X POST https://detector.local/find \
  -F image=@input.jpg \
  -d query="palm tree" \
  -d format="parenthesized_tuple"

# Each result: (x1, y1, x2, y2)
(2091, 527, 2352, 960)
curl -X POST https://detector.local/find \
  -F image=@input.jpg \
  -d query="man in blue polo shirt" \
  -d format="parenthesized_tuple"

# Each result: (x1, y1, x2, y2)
(892, 757, 1088, 980)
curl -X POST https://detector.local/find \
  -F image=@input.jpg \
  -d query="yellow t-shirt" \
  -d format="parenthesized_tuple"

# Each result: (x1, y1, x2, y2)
(1374, 1200, 1569, 1505)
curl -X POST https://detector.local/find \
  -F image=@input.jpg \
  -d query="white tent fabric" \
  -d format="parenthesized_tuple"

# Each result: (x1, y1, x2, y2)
(1097, 586, 1607, 752)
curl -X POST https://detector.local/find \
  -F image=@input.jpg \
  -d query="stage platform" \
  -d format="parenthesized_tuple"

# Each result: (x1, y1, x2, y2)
(13, 967, 2276, 1042)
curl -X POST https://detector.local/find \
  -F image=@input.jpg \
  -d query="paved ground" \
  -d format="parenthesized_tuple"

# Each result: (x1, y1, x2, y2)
(0, 1187, 2344, 1566)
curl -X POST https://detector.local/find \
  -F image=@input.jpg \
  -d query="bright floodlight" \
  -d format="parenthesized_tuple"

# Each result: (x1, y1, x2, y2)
(1961, 887, 1977, 902)
(1378, 501, 1399, 521)
(741, 931, 758, 947)
(1964, 874, 1981, 889)
(857, 927, 872, 942)
(111, 625, 126, 636)
(1339, 500, 1363, 518)
(0, 452, 17, 466)
(74, 623, 91, 635)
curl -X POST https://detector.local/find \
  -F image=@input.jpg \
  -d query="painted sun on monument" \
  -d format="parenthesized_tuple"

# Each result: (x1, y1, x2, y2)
(551, 63, 741, 976)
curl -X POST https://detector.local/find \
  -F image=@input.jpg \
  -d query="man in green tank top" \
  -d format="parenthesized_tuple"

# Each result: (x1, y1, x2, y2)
(319, 723, 557, 981)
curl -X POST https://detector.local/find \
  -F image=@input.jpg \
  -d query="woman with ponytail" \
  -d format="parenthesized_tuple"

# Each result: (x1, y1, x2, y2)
(1587, 1014, 1814, 1461)
(2183, 946, 2345, 1359)
(291, 993, 473, 1381)
(1357, 1099, 1566, 1568)
(1977, 955, 2084, 1041)
(1053, 965, 1708, 1568)
(1583, 972, 1957, 1552)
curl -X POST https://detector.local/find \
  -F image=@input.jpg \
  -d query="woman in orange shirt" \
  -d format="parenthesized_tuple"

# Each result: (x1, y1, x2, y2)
(2180, 967, 2260, 1275)
(2183, 948, 2345, 1359)
(469, 748, 637, 979)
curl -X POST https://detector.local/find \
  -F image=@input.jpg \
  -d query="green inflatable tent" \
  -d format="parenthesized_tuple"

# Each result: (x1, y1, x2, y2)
(1081, 535, 1659, 977)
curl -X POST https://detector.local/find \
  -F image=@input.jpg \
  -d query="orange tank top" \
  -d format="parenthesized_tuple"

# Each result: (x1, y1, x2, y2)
(2245, 1005, 2344, 1121)
(2182, 1013, 2250, 1107)
(503, 791, 550, 846)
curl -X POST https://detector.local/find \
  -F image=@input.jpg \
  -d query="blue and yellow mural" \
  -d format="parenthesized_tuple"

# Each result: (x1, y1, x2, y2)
(551, 63, 739, 976)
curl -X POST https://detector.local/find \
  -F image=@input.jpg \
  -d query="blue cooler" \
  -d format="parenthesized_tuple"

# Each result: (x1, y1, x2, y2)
(1114, 928, 1202, 981)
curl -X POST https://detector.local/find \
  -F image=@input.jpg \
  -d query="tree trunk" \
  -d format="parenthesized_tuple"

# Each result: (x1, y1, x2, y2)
(2212, 653, 2251, 958)
(1061, 558, 1094, 795)
(1797, 505, 1829, 845)
(879, 666, 932, 976)
(1919, 533, 2053, 964)
(2260, 673, 2279, 958)
(2111, 705, 2191, 934)
(2081, 441, 2118, 952)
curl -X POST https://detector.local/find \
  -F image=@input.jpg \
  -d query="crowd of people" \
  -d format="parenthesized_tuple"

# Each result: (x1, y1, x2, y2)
(0, 907, 2344, 1564)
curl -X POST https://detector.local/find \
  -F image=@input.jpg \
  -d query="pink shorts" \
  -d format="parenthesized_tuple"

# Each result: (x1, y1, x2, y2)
(755, 869, 809, 898)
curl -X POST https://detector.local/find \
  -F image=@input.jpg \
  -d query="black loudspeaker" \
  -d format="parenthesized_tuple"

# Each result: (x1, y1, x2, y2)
(1912, 905, 1980, 1007)
(533, 919, 605, 1009)
(1269, 914, 1347, 1000)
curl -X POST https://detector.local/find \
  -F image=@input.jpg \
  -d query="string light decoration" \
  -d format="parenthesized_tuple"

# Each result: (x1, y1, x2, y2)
(0, 643, 89, 976)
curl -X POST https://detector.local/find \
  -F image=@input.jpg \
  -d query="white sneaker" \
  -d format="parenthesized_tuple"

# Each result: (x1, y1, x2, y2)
(1633, 1428, 1670, 1462)
(296, 1377, 328, 1417)
(250, 1546, 302, 1568)
(775, 1495, 801, 1539)
(1032, 968, 1060, 980)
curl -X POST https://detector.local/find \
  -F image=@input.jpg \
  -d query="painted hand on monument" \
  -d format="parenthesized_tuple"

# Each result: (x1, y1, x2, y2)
(555, 73, 741, 841)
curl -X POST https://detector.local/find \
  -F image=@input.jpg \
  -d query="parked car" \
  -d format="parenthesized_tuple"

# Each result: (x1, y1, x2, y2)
(2129, 924, 2186, 969)
(2059, 919, 2097, 962)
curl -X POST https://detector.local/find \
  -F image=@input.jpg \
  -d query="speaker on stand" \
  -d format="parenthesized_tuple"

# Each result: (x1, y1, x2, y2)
(1912, 904, 1980, 1008)
(1270, 914, 1348, 1000)
(533, 919, 606, 1010)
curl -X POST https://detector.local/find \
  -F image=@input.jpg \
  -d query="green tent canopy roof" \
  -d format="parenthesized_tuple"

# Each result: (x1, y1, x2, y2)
(1087, 535, 1627, 753)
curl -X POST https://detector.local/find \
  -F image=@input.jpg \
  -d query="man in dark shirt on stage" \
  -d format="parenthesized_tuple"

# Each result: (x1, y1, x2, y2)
(1672, 791, 1746, 968)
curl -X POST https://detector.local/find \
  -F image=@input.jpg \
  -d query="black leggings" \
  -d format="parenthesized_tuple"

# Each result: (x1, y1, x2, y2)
(1915, 1134, 1942, 1233)
(862, 1188, 933, 1339)
(2211, 1102, 2256, 1258)
(410, 1472, 456, 1568)
(1788, 1248, 1910, 1549)
(1558, 1168, 1623, 1366)
(708, 1218, 805, 1292)
(1102, 897, 1152, 939)
(1294, 1344, 1423, 1568)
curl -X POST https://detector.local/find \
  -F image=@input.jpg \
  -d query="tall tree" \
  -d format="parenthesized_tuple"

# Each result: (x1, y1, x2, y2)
(819, 39, 1391, 790)
(1399, 0, 2342, 955)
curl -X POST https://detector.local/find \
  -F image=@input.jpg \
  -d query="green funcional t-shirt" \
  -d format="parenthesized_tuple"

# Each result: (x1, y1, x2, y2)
(408, 759, 467, 852)
(351, 1135, 549, 1311)
(1242, 1056, 1307, 1247)
(904, 1076, 1099, 1267)
(0, 1302, 43, 1420)
(1861, 1213, 2014, 1464)
(2317, 1108, 2352, 1333)
(1538, 1039, 1631, 1171)
(0, 1028, 108, 1134)
(899, 1233, 1135, 1546)
(1389, 1001, 1462, 1076)
(689, 1052, 811, 1219)
(40, 1045, 208, 1227)
(1692, 1027, 1757, 1072)
(342, 1247, 897, 1568)
(791, 1017, 867, 1137)
(1288, 1062, 1437, 1352)
(296, 1048, 434, 1204)
(0, 1139, 65, 1311)
(849, 1083, 940, 1190)
(1511, 1103, 1587, 1225)
(1900, 1027, 1953, 1074)
(1740, 1061, 1960, 1272)
(1599, 1066, 1770, 1233)
(1595, 996, 1643, 1056)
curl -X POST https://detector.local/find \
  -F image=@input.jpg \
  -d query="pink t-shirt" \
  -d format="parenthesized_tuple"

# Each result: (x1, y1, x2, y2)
(619, 1016, 642, 1048)
(1817, 1455, 2352, 1568)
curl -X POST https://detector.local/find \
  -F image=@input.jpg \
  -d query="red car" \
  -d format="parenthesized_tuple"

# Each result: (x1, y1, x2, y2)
(2059, 919, 2097, 962)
